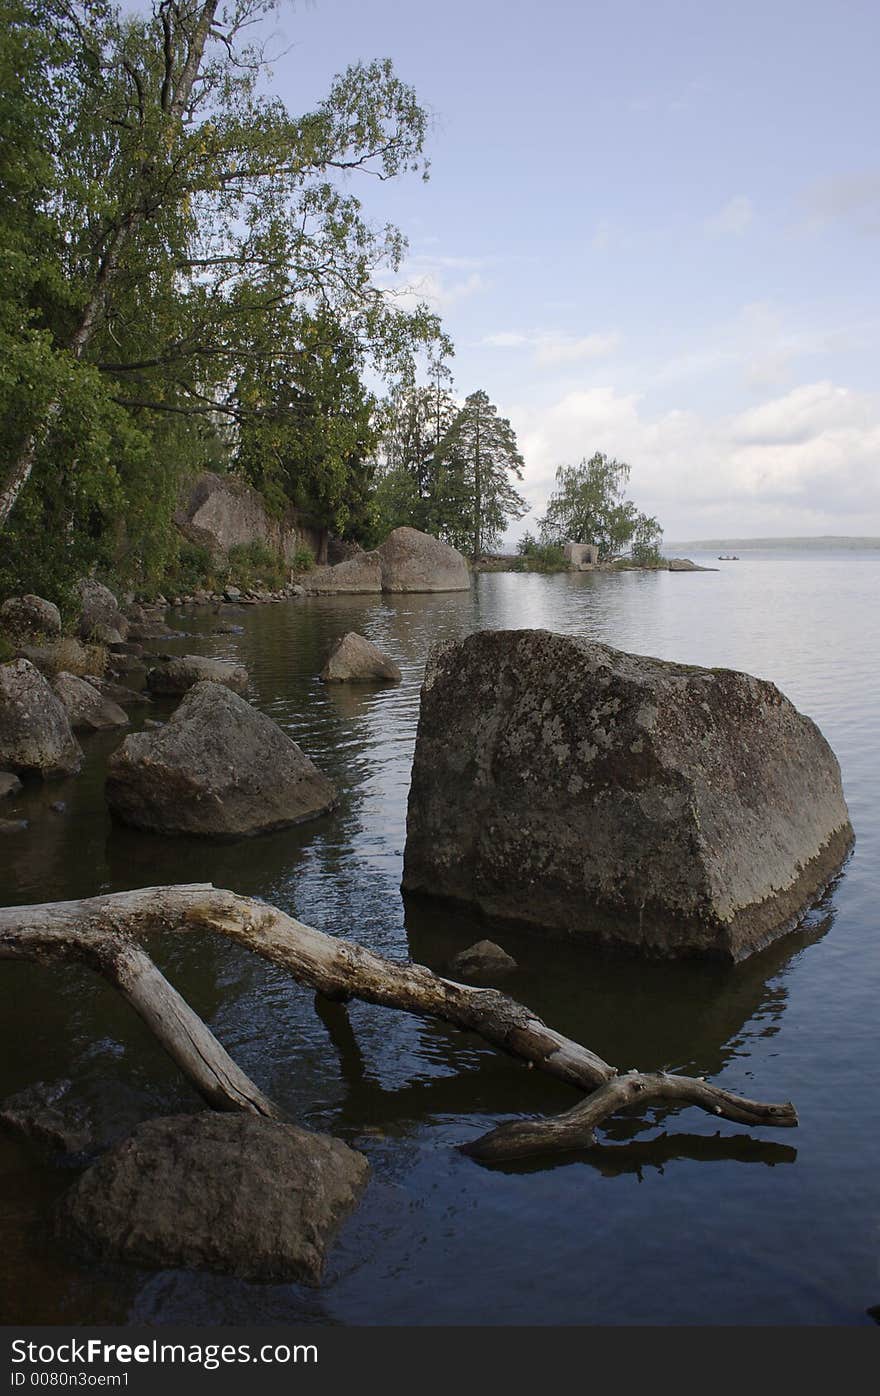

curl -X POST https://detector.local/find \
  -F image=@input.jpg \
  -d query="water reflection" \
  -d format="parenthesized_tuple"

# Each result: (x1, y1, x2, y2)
(0, 561, 876, 1325)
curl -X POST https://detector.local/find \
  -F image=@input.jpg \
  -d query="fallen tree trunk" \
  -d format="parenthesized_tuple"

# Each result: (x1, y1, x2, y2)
(0, 884, 797, 1161)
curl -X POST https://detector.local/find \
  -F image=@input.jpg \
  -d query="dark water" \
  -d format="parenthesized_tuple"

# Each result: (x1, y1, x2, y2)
(1, 552, 878, 1325)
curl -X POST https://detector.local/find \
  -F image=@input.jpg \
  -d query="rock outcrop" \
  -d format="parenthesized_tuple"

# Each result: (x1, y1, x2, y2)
(0, 594, 62, 638)
(76, 579, 129, 645)
(320, 632, 402, 683)
(306, 527, 471, 595)
(107, 680, 336, 837)
(52, 673, 129, 732)
(84, 675, 151, 708)
(306, 550, 383, 594)
(377, 526, 470, 592)
(0, 659, 83, 778)
(175, 471, 328, 566)
(402, 630, 854, 961)
(57, 1113, 369, 1284)
(146, 654, 249, 696)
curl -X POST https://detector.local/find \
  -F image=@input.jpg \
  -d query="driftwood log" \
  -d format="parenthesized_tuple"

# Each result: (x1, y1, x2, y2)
(0, 884, 798, 1161)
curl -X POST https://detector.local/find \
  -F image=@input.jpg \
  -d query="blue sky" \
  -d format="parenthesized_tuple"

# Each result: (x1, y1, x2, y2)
(271, 1, 880, 540)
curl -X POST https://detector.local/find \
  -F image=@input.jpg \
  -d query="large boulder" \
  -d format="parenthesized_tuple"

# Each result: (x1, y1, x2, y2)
(175, 470, 328, 565)
(306, 550, 383, 594)
(57, 1113, 369, 1285)
(146, 654, 249, 696)
(52, 672, 129, 732)
(377, 526, 470, 592)
(106, 680, 336, 837)
(0, 594, 61, 638)
(76, 579, 129, 645)
(402, 630, 854, 962)
(0, 659, 83, 778)
(320, 632, 402, 684)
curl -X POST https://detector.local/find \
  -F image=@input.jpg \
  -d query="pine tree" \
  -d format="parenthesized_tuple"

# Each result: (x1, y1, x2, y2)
(438, 390, 529, 557)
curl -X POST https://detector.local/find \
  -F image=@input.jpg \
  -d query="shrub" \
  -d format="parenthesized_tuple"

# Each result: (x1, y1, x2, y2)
(291, 546, 314, 573)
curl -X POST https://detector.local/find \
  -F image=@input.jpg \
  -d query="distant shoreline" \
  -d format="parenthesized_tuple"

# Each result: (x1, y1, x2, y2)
(665, 535, 880, 551)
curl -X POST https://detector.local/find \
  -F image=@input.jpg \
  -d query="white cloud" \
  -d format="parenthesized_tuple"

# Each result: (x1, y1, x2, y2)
(480, 328, 621, 365)
(509, 380, 880, 539)
(377, 256, 489, 311)
(706, 195, 754, 235)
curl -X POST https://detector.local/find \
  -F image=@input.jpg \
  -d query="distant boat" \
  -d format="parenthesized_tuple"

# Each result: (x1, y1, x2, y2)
(718, 554, 739, 560)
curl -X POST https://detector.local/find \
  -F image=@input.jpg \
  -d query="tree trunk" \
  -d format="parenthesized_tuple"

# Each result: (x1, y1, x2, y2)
(0, 884, 797, 1161)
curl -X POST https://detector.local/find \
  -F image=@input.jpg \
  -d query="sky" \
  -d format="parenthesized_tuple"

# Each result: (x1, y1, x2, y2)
(265, 0, 879, 542)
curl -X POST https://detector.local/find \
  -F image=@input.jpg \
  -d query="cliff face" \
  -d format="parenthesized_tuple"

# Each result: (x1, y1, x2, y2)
(175, 472, 328, 565)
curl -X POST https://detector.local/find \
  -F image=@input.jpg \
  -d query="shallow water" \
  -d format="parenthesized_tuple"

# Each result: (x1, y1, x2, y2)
(1, 552, 877, 1325)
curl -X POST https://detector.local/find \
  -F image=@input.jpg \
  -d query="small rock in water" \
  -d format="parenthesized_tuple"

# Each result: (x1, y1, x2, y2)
(320, 632, 402, 684)
(49, 801, 66, 814)
(0, 817, 28, 834)
(447, 940, 518, 984)
(57, 1112, 370, 1285)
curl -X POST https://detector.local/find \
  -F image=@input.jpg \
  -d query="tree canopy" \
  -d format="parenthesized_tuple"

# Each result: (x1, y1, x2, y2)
(0, 0, 446, 600)
(538, 452, 662, 561)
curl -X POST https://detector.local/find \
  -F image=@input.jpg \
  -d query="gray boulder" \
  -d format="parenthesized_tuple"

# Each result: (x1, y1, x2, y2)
(0, 771, 22, 799)
(447, 939, 518, 984)
(106, 680, 336, 837)
(0, 659, 83, 778)
(377, 526, 470, 592)
(84, 675, 151, 708)
(320, 632, 402, 684)
(76, 579, 129, 645)
(146, 654, 249, 696)
(306, 550, 383, 594)
(1, 1080, 94, 1155)
(402, 630, 854, 962)
(52, 672, 129, 732)
(58, 1112, 370, 1285)
(667, 557, 712, 572)
(0, 818, 28, 834)
(0, 594, 62, 638)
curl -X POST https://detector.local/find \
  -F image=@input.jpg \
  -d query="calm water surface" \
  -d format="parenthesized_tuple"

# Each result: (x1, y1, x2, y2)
(1, 551, 877, 1325)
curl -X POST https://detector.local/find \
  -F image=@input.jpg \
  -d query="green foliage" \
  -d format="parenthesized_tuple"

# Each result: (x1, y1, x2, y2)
(516, 534, 567, 571)
(438, 390, 529, 557)
(375, 380, 529, 556)
(291, 546, 314, 573)
(539, 452, 662, 560)
(226, 541, 285, 591)
(0, 0, 448, 597)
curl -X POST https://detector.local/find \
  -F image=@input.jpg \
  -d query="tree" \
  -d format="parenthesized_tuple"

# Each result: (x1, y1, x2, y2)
(538, 452, 662, 560)
(0, 0, 446, 596)
(437, 389, 528, 557)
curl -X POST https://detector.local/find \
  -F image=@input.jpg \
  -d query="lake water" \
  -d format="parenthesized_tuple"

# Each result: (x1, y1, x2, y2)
(1, 549, 878, 1325)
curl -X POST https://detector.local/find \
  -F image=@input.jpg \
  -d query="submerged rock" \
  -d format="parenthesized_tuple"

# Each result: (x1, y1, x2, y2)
(320, 632, 402, 684)
(52, 672, 129, 732)
(58, 1112, 370, 1285)
(0, 1080, 94, 1155)
(402, 630, 854, 961)
(84, 675, 151, 708)
(106, 680, 336, 837)
(146, 654, 249, 696)
(0, 771, 22, 800)
(0, 659, 83, 779)
(447, 940, 518, 984)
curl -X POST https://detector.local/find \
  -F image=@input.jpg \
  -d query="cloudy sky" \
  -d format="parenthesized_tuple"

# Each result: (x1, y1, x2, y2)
(270, 0, 880, 542)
